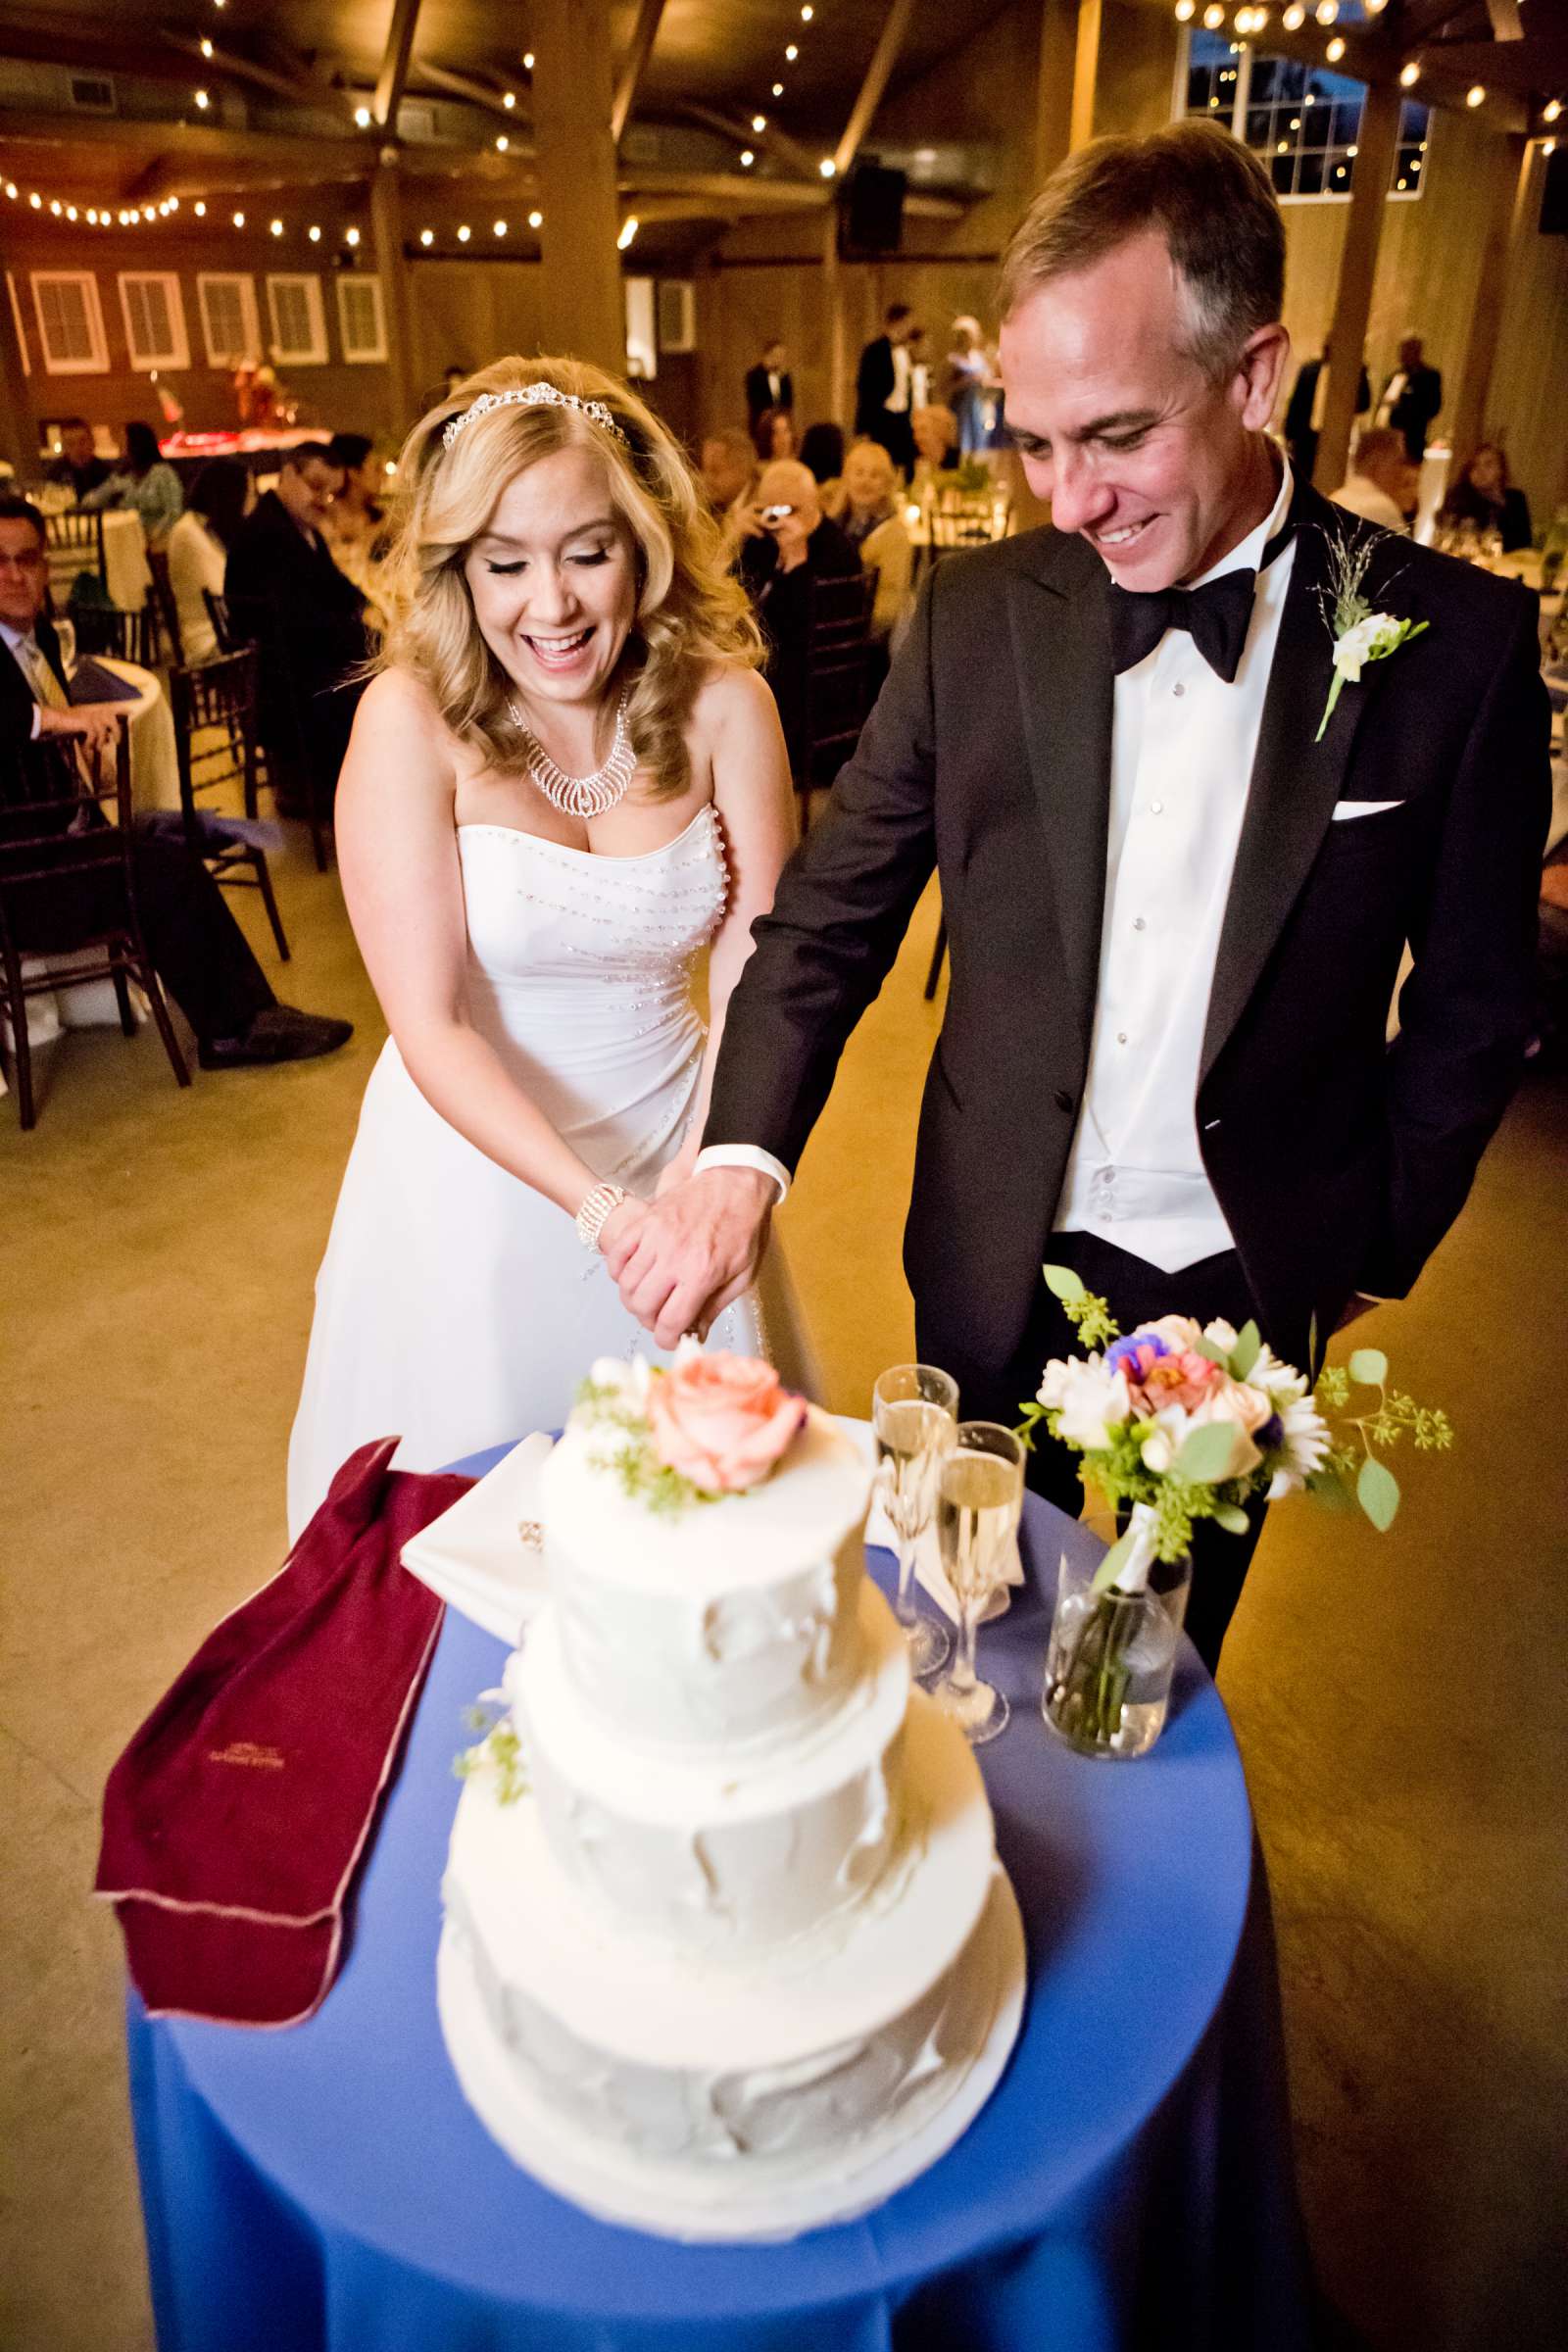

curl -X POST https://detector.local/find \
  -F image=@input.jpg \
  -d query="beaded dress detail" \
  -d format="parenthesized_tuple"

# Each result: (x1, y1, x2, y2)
(287, 806, 792, 1539)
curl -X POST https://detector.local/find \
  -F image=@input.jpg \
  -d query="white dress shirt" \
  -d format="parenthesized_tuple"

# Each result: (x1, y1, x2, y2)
(887, 342, 912, 416)
(1, 617, 54, 737)
(1051, 460, 1298, 1272)
(699, 466, 1299, 1242)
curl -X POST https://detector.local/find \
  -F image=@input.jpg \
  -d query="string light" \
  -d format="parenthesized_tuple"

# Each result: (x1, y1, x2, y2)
(504, 91, 515, 109)
(1326, 35, 1345, 61)
(194, 200, 207, 216)
(1282, 3, 1305, 26)
(496, 133, 509, 150)
(786, 44, 798, 61)
(1544, 99, 1562, 123)
(772, 81, 784, 96)
(1314, 1, 1338, 21)
(345, 225, 361, 246)
(801, 5, 813, 19)
(752, 114, 767, 131)
(457, 223, 470, 241)
(232, 210, 245, 226)
(494, 218, 508, 236)
(1466, 84, 1485, 108)
(49, 199, 61, 215)
(616, 216, 638, 250)
(1173, 1, 1195, 19)
(354, 106, 371, 127)
(1399, 61, 1420, 87)
(419, 226, 434, 244)
(527, 209, 543, 227)
(523, 52, 534, 70)
(270, 217, 283, 235)
(4, 183, 16, 199)
(308, 223, 321, 241)
(194, 89, 210, 109)
(740, 149, 755, 166)
(200, 36, 213, 57)
(1364, 0, 1387, 12)
(28, 192, 41, 208)
(1202, 5, 1224, 27)
(818, 157, 836, 177)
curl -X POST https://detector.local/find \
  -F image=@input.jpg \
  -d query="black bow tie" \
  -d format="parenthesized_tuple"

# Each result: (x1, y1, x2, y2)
(1106, 516, 1296, 684)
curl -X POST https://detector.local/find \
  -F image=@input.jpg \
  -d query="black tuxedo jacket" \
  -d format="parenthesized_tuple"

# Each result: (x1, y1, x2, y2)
(225, 491, 365, 641)
(705, 481, 1548, 1390)
(855, 337, 897, 435)
(1382, 364, 1443, 459)
(746, 365, 794, 427)
(0, 616, 78, 833)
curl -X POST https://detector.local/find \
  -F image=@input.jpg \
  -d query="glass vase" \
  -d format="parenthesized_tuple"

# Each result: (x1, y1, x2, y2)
(1042, 1517, 1191, 1761)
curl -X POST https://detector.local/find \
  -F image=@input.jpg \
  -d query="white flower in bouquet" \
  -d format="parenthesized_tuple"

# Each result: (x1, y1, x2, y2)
(1138, 1403, 1192, 1475)
(1053, 1360, 1133, 1452)
(1331, 611, 1409, 681)
(1267, 1390, 1334, 1497)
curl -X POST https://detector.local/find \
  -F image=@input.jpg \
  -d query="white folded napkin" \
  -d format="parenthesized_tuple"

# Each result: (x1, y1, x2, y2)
(833, 1414, 1023, 1624)
(401, 1433, 556, 1646)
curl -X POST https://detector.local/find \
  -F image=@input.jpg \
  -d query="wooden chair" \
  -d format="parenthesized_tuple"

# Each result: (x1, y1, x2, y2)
(0, 721, 189, 1129)
(209, 591, 330, 873)
(43, 507, 105, 609)
(146, 549, 183, 666)
(154, 649, 289, 960)
(71, 600, 157, 666)
(799, 571, 879, 831)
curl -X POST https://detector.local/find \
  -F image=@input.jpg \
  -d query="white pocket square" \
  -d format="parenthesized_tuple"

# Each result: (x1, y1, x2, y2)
(1331, 798, 1403, 821)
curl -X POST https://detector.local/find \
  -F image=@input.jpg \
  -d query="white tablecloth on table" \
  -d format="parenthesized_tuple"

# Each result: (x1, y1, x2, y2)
(82, 657, 180, 814)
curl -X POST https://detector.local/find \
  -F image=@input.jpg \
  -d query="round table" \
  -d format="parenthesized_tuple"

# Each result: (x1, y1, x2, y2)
(124, 1456, 1309, 2352)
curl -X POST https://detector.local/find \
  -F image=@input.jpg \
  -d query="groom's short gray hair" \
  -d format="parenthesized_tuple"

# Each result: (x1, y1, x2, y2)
(1000, 121, 1285, 381)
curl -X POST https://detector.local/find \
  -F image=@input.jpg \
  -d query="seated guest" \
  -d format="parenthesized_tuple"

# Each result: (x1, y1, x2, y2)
(1439, 444, 1533, 555)
(739, 459, 860, 776)
(323, 432, 389, 612)
(699, 428, 760, 562)
(909, 403, 962, 495)
(799, 422, 845, 487)
(81, 422, 183, 549)
(224, 444, 370, 816)
(43, 418, 111, 504)
(823, 438, 913, 646)
(753, 407, 797, 465)
(1332, 426, 1419, 534)
(0, 495, 351, 1068)
(167, 458, 250, 666)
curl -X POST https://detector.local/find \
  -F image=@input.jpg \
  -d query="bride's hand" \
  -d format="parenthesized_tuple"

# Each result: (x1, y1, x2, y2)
(597, 1197, 649, 1258)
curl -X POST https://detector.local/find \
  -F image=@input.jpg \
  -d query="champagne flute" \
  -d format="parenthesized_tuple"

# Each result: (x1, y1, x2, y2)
(872, 1364, 957, 1677)
(932, 1421, 1024, 1744)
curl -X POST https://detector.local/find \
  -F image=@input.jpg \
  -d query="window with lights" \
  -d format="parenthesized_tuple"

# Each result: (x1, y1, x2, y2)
(1180, 22, 1429, 203)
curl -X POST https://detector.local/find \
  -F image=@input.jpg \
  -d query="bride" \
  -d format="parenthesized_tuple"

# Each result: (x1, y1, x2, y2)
(287, 358, 804, 1538)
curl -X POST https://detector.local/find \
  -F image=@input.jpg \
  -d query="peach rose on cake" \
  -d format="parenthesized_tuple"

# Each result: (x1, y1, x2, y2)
(645, 1346, 807, 1493)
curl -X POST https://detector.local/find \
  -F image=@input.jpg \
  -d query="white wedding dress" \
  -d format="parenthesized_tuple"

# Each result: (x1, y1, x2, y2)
(287, 804, 811, 1541)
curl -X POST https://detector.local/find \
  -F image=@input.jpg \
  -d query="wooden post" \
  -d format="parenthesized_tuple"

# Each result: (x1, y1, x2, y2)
(1070, 0, 1102, 155)
(1313, 78, 1402, 495)
(369, 160, 418, 432)
(532, 0, 624, 375)
(1035, 0, 1079, 188)
(1446, 132, 1531, 465)
(823, 204, 848, 428)
(0, 273, 32, 479)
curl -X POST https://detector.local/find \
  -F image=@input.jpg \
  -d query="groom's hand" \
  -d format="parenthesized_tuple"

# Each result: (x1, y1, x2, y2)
(605, 1167, 775, 1348)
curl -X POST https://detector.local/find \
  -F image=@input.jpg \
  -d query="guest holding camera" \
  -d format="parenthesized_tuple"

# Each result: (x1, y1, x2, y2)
(738, 460, 859, 774)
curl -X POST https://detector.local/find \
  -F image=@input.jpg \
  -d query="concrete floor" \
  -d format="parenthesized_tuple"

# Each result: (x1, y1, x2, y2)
(2, 825, 1564, 2351)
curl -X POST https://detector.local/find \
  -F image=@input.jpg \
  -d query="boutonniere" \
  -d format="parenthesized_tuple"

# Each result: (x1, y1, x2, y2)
(1315, 525, 1428, 742)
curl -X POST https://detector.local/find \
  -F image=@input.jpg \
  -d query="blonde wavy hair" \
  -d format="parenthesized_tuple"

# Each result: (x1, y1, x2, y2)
(375, 355, 761, 800)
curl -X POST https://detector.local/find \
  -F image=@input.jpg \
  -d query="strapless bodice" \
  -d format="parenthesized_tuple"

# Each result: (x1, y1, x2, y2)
(457, 804, 727, 990)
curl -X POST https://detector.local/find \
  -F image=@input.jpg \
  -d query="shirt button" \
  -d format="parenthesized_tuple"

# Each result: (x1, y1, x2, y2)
(1133, 916, 1146, 931)
(1116, 1031, 1128, 1045)
(1150, 800, 1164, 814)
(1172, 682, 1186, 698)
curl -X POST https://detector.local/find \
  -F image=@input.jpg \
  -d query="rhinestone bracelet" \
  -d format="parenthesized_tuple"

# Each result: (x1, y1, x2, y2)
(575, 1181, 628, 1253)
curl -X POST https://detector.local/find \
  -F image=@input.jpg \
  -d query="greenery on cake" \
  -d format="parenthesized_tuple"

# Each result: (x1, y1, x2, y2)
(576, 1345, 808, 1513)
(455, 1696, 529, 1805)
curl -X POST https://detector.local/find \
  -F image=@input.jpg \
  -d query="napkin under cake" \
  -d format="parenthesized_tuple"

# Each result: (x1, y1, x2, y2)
(437, 1360, 1024, 2239)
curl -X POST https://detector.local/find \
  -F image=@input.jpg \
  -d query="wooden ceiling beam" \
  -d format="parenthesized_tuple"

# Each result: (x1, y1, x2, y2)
(0, 109, 372, 176)
(1483, 0, 1524, 39)
(373, 0, 426, 130)
(668, 101, 820, 181)
(612, 0, 669, 144)
(833, 0, 918, 180)
(1408, 34, 1568, 87)
(412, 60, 520, 120)
(160, 33, 316, 106)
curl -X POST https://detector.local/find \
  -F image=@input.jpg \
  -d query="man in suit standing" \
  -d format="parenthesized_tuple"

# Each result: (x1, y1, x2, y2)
(855, 304, 919, 478)
(606, 124, 1547, 1668)
(224, 443, 370, 818)
(1282, 343, 1370, 486)
(1374, 332, 1443, 463)
(0, 495, 351, 1067)
(745, 340, 794, 437)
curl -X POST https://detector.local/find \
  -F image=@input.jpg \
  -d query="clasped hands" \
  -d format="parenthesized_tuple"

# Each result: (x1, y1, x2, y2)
(600, 1166, 776, 1350)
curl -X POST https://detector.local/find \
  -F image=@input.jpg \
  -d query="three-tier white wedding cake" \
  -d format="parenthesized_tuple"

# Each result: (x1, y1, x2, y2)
(437, 1356, 1025, 2240)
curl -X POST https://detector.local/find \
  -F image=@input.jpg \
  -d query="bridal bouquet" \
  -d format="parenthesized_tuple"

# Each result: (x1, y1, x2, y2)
(1021, 1266, 1452, 1753)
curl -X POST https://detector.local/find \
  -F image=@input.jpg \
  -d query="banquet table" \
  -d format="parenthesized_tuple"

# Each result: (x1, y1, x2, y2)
(71, 655, 180, 814)
(123, 1449, 1311, 2352)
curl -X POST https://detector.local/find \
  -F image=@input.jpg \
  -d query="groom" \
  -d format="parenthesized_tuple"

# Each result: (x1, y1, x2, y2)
(609, 122, 1548, 1666)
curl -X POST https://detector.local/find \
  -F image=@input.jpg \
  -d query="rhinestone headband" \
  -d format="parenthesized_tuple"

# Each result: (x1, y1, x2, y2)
(441, 383, 629, 452)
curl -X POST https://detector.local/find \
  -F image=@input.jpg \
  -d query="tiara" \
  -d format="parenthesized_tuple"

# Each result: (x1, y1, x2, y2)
(441, 383, 629, 452)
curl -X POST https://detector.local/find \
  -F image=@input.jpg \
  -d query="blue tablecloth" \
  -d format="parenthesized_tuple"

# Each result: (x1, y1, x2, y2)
(125, 1449, 1309, 2351)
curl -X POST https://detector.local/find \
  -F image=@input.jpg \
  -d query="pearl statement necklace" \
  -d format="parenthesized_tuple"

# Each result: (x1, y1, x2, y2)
(508, 685, 635, 818)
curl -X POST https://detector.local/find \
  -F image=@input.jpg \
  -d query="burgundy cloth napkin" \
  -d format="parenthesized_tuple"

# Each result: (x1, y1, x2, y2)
(96, 1439, 472, 2027)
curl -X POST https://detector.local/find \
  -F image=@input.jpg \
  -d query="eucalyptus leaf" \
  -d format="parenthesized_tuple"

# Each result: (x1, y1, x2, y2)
(1348, 1348, 1388, 1388)
(1091, 1527, 1139, 1594)
(1043, 1263, 1086, 1304)
(1229, 1321, 1261, 1380)
(1175, 1421, 1242, 1484)
(1306, 1467, 1352, 1510)
(1196, 1339, 1231, 1366)
(1213, 1503, 1250, 1535)
(1356, 1453, 1400, 1532)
